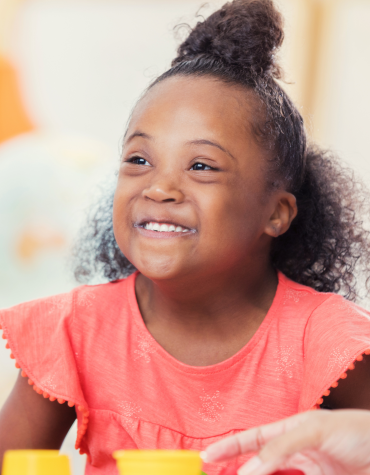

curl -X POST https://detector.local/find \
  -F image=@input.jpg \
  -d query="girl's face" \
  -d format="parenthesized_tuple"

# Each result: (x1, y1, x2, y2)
(113, 76, 286, 281)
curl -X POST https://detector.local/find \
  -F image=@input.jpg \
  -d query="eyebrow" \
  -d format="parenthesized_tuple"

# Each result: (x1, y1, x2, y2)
(125, 132, 236, 161)
(125, 131, 154, 143)
(187, 139, 236, 160)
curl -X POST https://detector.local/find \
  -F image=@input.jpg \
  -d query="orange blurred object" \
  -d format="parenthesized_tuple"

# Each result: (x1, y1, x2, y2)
(16, 225, 65, 263)
(0, 54, 34, 144)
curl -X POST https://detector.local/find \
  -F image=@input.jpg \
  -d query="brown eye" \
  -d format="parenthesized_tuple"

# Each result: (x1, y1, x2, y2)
(128, 157, 150, 166)
(191, 163, 213, 171)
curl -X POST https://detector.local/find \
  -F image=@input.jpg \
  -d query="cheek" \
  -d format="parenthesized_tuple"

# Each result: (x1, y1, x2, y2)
(201, 183, 264, 243)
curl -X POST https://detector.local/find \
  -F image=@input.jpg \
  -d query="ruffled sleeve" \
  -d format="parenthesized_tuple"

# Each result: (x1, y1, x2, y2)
(0, 290, 90, 455)
(299, 294, 370, 412)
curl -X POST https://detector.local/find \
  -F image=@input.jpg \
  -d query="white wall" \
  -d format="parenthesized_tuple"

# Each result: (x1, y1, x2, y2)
(313, 0, 370, 181)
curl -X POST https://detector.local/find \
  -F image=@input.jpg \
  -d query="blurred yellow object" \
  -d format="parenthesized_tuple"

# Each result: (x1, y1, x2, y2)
(16, 225, 66, 263)
(2, 450, 71, 475)
(113, 450, 202, 475)
(0, 55, 34, 145)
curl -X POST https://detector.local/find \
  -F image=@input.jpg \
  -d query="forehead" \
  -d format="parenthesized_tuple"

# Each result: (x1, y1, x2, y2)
(127, 76, 256, 145)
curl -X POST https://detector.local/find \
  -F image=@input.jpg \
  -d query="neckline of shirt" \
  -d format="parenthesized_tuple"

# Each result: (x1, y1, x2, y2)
(126, 270, 288, 374)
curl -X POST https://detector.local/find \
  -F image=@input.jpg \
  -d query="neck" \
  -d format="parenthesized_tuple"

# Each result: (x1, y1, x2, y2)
(135, 260, 278, 332)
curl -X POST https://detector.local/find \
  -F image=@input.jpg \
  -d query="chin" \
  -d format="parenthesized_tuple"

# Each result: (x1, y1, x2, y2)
(130, 252, 185, 281)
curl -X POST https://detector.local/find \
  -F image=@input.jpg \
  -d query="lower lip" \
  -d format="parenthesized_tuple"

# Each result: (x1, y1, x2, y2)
(134, 226, 196, 239)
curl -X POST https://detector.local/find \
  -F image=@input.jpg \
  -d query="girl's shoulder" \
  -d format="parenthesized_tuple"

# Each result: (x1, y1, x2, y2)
(279, 271, 370, 324)
(279, 274, 370, 412)
(0, 273, 138, 381)
(0, 272, 136, 330)
(72, 272, 136, 320)
(280, 272, 370, 358)
(0, 273, 138, 455)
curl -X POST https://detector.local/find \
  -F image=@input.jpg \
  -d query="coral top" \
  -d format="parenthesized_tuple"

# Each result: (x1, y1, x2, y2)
(1, 271, 370, 475)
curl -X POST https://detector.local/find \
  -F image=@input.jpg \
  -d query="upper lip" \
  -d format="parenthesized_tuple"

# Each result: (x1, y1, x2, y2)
(135, 217, 196, 230)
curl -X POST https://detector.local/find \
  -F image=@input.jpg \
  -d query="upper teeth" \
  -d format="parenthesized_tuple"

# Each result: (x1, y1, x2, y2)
(144, 222, 189, 233)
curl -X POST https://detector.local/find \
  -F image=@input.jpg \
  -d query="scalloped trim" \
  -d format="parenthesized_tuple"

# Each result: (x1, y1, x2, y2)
(311, 348, 370, 410)
(0, 322, 90, 459)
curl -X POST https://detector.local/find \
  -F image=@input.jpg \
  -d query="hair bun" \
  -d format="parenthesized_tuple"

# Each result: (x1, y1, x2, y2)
(173, 0, 284, 78)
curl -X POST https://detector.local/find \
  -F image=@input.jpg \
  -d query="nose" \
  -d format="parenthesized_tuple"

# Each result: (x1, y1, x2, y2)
(143, 178, 185, 203)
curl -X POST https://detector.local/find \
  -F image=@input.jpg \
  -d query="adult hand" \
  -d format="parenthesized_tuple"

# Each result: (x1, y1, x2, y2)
(202, 410, 370, 475)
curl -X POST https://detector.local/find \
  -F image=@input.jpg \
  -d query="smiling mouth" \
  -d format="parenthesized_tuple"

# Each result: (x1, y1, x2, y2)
(135, 221, 195, 234)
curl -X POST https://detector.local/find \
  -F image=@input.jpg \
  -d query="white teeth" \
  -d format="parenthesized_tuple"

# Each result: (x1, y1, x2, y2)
(143, 222, 191, 233)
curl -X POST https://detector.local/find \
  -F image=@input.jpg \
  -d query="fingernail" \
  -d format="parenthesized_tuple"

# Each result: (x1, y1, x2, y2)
(200, 451, 209, 463)
(237, 456, 263, 475)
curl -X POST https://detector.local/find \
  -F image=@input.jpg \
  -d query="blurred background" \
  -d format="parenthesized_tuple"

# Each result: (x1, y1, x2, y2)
(0, 0, 369, 473)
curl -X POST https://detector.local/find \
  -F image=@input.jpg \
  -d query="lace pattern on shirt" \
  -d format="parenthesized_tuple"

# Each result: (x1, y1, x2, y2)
(282, 289, 301, 305)
(198, 390, 224, 423)
(76, 291, 96, 308)
(134, 332, 157, 363)
(327, 348, 351, 373)
(118, 401, 143, 428)
(276, 346, 294, 379)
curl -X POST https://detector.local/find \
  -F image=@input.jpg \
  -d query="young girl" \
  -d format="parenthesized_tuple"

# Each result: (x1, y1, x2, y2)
(1, 0, 370, 474)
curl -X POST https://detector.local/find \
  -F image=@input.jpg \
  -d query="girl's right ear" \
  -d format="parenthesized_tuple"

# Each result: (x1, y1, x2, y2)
(264, 192, 297, 238)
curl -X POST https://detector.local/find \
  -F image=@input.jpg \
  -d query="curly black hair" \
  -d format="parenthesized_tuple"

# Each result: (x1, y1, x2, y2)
(73, 0, 370, 302)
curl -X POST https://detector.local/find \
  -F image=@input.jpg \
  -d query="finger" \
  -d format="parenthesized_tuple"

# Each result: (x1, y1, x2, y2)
(238, 456, 305, 475)
(203, 412, 311, 463)
(237, 456, 285, 475)
(256, 421, 322, 465)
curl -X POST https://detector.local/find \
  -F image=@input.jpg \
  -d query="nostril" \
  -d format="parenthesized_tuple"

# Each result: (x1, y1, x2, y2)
(143, 185, 184, 203)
